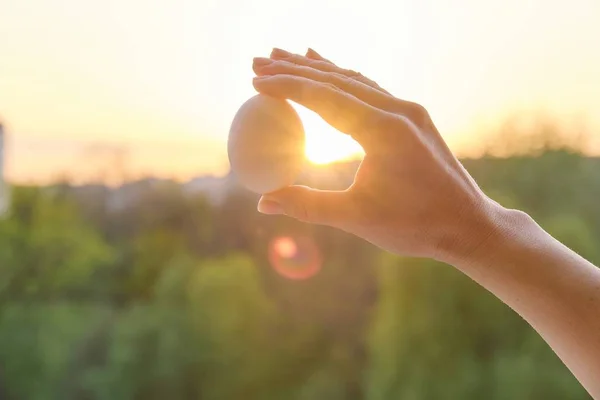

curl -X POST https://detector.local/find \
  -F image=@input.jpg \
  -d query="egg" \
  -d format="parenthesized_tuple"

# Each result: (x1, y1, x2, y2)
(228, 94, 306, 194)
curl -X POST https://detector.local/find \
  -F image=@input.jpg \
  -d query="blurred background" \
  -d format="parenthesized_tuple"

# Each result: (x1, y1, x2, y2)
(0, 0, 599, 399)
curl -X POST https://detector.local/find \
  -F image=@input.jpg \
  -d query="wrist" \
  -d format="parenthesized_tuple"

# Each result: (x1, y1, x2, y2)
(434, 196, 533, 269)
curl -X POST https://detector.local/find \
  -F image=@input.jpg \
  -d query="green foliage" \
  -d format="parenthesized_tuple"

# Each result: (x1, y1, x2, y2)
(542, 214, 600, 263)
(366, 255, 590, 400)
(0, 304, 111, 400)
(0, 187, 114, 300)
(0, 125, 597, 399)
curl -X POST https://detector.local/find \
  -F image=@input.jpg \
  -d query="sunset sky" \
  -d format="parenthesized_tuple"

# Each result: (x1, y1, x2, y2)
(1, 0, 599, 184)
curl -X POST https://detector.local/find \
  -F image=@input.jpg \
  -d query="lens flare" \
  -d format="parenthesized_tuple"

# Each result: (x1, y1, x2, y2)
(268, 236, 322, 280)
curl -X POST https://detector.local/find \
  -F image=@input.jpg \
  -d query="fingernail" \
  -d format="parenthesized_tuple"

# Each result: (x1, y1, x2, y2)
(257, 199, 284, 215)
(253, 75, 271, 82)
(271, 48, 291, 58)
(253, 57, 273, 67)
(306, 48, 319, 57)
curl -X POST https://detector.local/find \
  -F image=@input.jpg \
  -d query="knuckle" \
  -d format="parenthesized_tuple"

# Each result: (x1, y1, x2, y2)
(307, 59, 328, 69)
(348, 70, 370, 83)
(330, 72, 360, 90)
(392, 100, 430, 126)
(357, 76, 372, 85)
(272, 58, 288, 66)
(410, 102, 429, 118)
(319, 81, 339, 92)
(367, 79, 384, 90)
(330, 71, 349, 83)
(269, 59, 286, 70)
(407, 102, 430, 124)
(354, 74, 380, 90)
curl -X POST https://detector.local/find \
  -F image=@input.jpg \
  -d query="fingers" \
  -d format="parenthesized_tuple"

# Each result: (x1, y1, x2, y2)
(253, 74, 398, 151)
(306, 48, 333, 64)
(253, 49, 430, 125)
(253, 58, 409, 116)
(257, 185, 357, 228)
(270, 48, 390, 95)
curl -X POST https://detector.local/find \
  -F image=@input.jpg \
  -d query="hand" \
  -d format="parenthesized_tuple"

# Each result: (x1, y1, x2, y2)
(252, 48, 499, 261)
(251, 49, 600, 397)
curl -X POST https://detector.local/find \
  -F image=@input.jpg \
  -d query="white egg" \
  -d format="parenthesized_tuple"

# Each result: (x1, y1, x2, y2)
(228, 94, 306, 194)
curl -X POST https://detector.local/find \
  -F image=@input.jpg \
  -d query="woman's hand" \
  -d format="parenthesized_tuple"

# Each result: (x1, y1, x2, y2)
(252, 48, 600, 398)
(252, 48, 499, 262)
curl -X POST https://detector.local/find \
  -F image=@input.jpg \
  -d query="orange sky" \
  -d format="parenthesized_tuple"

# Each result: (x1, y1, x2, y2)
(1, 0, 599, 184)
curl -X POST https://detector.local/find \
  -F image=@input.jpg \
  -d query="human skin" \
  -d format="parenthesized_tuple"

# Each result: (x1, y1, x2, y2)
(251, 47, 600, 398)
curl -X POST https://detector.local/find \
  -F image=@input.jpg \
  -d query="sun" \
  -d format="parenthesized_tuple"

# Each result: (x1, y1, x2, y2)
(294, 105, 364, 164)
(305, 128, 364, 164)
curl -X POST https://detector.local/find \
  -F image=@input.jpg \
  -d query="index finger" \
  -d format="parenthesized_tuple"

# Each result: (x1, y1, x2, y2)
(253, 74, 397, 152)
(271, 48, 391, 95)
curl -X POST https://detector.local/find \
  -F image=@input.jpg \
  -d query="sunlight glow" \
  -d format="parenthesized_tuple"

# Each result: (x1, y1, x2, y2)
(274, 237, 297, 258)
(295, 105, 365, 165)
(268, 236, 322, 281)
(1, 0, 600, 181)
(305, 129, 364, 164)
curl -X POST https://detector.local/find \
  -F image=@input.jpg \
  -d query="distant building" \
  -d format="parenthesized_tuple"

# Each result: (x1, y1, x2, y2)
(0, 123, 9, 215)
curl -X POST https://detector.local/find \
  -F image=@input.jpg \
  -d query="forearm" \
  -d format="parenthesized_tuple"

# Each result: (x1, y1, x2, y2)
(444, 202, 600, 398)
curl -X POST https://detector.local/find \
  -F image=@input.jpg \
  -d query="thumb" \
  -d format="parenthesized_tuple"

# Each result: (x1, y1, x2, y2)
(257, 185, 354, 227)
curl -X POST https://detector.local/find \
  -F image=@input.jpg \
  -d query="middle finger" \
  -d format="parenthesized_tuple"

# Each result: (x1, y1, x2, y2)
(253, 58, 419, 119)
